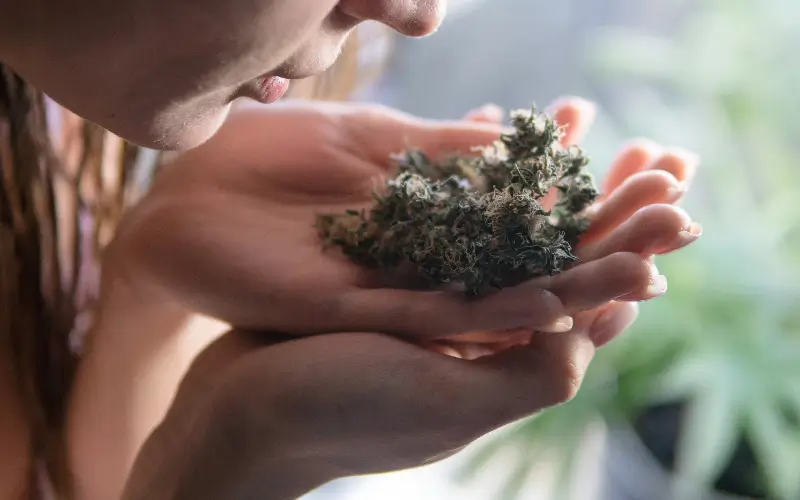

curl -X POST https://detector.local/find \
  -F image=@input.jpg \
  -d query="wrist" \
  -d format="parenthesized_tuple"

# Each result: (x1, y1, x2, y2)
(99, 236, 188, 322)
(124, 380, 341, 500)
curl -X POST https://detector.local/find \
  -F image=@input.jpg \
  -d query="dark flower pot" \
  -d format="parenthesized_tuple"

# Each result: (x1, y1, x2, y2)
(598, 403, 765, 500)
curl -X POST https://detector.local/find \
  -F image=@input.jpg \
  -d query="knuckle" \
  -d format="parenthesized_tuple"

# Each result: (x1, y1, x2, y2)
(604, 252, 652, 286)
(548, 360, 584, 405)
(382, 294, 434, 337)
(543, 346, 588, 405)
(633, 204, 691, 234)
(626, 169, 679, 192)
(354, 102, 401, 124)
(518, 289, 562, 325)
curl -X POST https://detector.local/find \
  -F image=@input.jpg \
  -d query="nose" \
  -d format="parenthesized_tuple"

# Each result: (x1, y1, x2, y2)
(337, 0, 447, 37)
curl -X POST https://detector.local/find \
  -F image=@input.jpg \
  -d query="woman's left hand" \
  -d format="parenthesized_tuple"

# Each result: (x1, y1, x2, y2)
(106, 99, 697, 342)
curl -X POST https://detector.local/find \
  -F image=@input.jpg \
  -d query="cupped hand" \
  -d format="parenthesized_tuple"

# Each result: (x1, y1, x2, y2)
(123, 300, 640, 500)
(108, 99, 684, 341)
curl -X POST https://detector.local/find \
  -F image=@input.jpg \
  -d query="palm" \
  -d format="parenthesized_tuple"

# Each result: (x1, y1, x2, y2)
(116, 100, 695, 341)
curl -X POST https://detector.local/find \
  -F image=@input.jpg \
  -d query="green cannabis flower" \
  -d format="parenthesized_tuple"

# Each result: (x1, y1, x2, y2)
(316, 105, 599, 296)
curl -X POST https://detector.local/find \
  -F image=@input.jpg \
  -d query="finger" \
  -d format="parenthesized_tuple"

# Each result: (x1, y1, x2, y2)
(580, 170, 685, 244)
(578, 204, 702, 262)
(433, 298, 640, 351)
(346, 251, 660, 340)
(538, 97, 597, 208)
(545, 96, 597, 147)
(429, 303, 632, 432)
(615, 259, 669, 302)
(465, 301, 636, 423)
(341, 286, 572, 340)
(413, 95, 597, 156)
(587, 301, 639, 348)
(473, 318, 598, 416)
(530, 252, 665, 312)
(601, 139, 663, 197)
(350, 105, 508, 164)
(463, 103, 504, 124)
(643, 148, 700, 193)
(444, 328, 533, 345)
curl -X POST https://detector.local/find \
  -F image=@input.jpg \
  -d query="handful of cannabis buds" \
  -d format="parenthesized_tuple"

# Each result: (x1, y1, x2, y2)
(316, 105, 599, 297)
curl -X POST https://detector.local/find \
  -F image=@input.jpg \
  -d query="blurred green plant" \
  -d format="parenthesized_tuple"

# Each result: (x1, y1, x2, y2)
(456, 0, 800, 498)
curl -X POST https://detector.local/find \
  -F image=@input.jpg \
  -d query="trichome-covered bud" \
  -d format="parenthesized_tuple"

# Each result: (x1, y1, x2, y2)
(316, 104, 600, 296)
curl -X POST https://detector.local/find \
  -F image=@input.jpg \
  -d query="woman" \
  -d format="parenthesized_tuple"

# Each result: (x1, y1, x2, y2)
(0, 0, 702, 498)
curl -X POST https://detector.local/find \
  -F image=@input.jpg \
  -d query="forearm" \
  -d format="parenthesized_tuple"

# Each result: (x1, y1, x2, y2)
(122, 389, 338, 500)
(67, 268, 338, 500)
(66, 269, 230, 500)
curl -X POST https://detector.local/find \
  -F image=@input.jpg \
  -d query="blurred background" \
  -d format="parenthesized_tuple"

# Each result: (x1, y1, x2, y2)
(307, 0, 800, 498)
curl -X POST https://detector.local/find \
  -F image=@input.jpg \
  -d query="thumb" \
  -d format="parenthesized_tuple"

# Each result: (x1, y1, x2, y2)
(339, 287, 571, 340)
(346, 104, 508, 165)
(337, 252, 652, 340)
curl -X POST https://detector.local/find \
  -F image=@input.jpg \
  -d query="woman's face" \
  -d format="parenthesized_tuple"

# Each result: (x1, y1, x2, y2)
(6, 0, 445, 149)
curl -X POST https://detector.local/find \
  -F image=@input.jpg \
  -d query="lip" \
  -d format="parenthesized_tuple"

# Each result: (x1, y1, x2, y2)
(241, 75, 291, 104)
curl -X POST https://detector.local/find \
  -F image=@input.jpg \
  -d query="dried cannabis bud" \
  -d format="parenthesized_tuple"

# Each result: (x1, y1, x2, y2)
(316, 105, 599, 296)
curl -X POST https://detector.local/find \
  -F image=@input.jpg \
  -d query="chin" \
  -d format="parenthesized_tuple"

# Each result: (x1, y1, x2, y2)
(127, 103, 232, 151)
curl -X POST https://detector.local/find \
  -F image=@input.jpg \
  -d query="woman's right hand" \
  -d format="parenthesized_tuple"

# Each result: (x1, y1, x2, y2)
(122, 299, 636, 500)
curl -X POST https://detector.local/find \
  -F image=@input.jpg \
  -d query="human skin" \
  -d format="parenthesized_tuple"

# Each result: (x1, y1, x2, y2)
(0, 0, 702, 497)
(0, 0, 445, 149)
(67, 99, 701, 499)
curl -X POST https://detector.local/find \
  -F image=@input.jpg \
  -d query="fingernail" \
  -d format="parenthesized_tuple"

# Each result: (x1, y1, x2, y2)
(652, 221, 703, 255)
(666, 181, 688, 202)
(542, 315, 574, 333)
(686, 221, 703, 236)
(645, 274, 668, 298)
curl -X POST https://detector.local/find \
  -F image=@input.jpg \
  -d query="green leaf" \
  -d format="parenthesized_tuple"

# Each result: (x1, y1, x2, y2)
(647, 355, 710, 405)
(746, 403, 800, 500)
(674, 381, 742, 490)
(497, 451, 538, 500)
